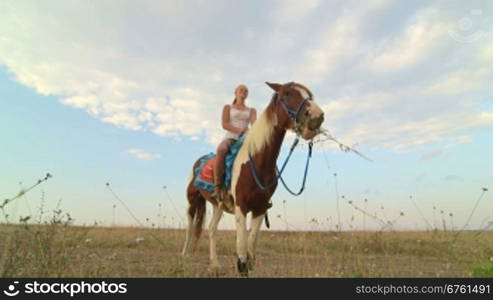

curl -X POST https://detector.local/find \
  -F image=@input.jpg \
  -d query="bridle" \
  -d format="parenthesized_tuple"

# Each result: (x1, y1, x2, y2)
(275, 82, 312, 135)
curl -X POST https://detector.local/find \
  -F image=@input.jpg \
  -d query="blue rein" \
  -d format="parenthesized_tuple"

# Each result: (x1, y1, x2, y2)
(276, 141, 313, 196)
(248, 138, 313, 196)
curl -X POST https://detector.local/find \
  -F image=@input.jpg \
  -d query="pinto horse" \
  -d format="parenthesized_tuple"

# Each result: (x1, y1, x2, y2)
(182, 82, 324, 276)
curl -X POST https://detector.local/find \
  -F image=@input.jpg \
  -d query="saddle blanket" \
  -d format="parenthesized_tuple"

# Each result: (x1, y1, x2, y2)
(193, 135, 245, 191)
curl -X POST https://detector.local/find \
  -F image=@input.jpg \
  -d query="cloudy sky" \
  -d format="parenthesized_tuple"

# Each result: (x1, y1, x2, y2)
(1, 0, 492, 231)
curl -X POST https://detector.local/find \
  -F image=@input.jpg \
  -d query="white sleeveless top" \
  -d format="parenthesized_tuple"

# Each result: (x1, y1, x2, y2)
(224, 105, 251, 140)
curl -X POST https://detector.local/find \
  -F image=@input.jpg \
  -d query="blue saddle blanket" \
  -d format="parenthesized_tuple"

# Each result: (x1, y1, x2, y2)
(193, 135, 245, 192)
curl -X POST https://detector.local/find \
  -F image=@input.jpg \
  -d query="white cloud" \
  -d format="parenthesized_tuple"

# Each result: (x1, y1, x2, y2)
(426, 67, 492, 95)
(127, 149, 161, 160)
(274, 0, 320, 23)
(337, 111, 488, 151)
(1, 1, 492, 152)
(62, 95, 100, 115)
(297, 14, 360, 81)
(319, 80, 492, 151)
(368, 9, 449, 71)
(479, 43, 493, 62)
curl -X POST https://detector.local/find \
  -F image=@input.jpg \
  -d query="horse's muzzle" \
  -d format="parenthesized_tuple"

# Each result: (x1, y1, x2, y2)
(308, 113, 324, 131)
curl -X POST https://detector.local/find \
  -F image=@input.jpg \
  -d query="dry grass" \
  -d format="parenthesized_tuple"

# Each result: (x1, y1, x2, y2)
(1, 221, 492, 278)
(1, 176, 491, 277)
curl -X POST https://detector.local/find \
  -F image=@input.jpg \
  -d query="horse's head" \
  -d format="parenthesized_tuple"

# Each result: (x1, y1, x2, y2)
(266, 81, 324, 140)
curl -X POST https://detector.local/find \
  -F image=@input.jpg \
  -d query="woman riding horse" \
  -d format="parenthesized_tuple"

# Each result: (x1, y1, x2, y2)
(183, 82, 324, 276)
(212, 84, 257, 203)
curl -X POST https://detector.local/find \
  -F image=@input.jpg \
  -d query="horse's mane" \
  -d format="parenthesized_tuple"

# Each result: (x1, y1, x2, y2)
(243, 95, 277, 156)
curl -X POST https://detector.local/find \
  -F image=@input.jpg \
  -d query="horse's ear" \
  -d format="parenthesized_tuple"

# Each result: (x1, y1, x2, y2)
(265, 82, 282, 92)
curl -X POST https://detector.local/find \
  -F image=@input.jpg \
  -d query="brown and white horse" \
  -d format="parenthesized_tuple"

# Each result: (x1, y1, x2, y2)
(182, 82, 324, 276)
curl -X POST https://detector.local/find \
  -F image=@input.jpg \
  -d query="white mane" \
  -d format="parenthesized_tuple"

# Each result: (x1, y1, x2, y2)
(231, 104, 277, 200)
(243, 108, 277, 157)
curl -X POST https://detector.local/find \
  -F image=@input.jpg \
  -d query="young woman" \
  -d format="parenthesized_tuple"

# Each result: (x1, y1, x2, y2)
(213, 84, 256, 202)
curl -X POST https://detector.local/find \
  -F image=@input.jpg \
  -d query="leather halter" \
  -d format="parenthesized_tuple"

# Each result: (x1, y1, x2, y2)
(275, 82, 311, 134)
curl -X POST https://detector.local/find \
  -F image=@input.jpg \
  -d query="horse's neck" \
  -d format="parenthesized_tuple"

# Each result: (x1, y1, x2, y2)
(256, 126, 286, 170)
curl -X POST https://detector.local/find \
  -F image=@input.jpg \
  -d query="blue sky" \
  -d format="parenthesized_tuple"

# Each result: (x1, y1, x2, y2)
(1, 0, 492, 230)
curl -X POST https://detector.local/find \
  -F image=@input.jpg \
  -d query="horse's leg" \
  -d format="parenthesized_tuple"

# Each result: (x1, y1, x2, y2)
(247, 213, 264, 271)
(181, 202, 195, 256)
(235, 205, 249, 277)
(208, 204, 223, 274)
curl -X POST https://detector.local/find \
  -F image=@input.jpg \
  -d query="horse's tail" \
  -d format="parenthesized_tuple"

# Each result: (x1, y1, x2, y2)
(186, 160, 207, 241)
(192, 193, 206, 239)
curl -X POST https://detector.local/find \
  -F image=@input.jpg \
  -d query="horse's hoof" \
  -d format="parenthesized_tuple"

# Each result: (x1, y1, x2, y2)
(237, 258, 249, 277)
(247, 254, 255, 271)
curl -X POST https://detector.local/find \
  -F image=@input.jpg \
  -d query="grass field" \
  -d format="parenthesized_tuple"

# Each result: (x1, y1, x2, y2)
(1, 219, 493, 278)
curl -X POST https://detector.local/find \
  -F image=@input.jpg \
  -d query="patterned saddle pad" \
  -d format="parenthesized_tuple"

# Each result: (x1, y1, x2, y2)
(193, 135, 245, 191)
